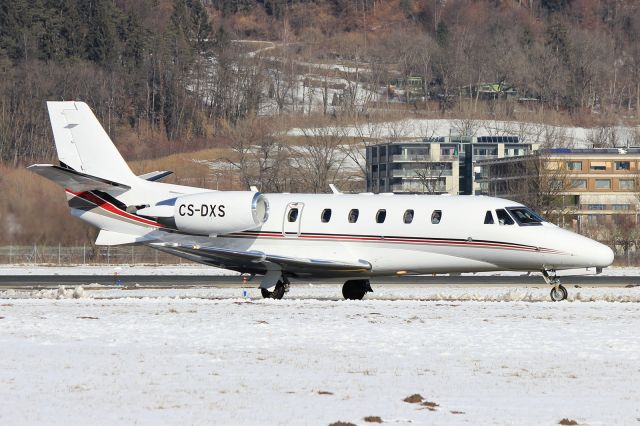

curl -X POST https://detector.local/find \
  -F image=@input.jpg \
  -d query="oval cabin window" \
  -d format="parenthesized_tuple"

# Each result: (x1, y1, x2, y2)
(288, 208, 299, 222)
(321, 209, 332, 223)
(376, 209, 386, 223)
(431, 210, 442, 224)
(403, 209, 414, 224)
(348, 209, 359, 223)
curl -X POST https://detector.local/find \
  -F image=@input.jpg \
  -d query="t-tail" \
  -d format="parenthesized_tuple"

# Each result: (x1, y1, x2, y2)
(29, 101, 137, 190)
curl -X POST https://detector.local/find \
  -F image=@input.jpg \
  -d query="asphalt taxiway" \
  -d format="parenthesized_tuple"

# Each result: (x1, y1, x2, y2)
(0, 274, 638, 289)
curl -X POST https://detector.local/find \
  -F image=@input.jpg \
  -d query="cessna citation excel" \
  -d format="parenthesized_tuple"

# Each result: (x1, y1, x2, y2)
(29, 102, 614, 301)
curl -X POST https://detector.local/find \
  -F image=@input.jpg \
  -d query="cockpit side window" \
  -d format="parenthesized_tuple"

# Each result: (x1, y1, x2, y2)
(495, 209, 514, 225)
(506, 207, 544, 226)
(484, 210, 494, 224)
(431, 210, 442, 224)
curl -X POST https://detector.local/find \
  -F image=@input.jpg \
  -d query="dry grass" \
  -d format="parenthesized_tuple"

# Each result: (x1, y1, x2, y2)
(363, 416, 383, 423)
(558, 419, 578, 425)
(402, 394, 424, 403)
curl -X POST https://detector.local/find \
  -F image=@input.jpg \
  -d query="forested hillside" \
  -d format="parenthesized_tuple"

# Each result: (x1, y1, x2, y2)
(2, 0, 640, 167)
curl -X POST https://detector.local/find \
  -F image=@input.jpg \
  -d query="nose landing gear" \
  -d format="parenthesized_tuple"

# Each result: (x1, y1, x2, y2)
(542, 269, 568, 301)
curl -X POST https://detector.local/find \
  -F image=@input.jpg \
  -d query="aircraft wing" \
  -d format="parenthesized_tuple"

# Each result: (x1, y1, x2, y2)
(28, 164, 130, 191)
(150, 243, 372, 277)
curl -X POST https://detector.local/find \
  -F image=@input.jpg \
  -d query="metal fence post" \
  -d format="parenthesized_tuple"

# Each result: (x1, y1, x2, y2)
(83, 245, 86, 265)
(9, 245, 12, 264)
(58, 243, 61, 265)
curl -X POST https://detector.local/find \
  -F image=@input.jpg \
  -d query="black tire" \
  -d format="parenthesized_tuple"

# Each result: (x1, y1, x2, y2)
(550, 285, 568, 302)
(342, 279, 371, 300)
(261, 283, 286, 300)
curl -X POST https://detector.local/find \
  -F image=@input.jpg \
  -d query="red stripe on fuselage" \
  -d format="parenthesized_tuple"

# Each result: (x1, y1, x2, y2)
(66, 190, 161, 227)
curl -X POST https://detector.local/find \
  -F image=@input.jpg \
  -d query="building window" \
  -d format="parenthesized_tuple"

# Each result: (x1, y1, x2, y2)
(612, 204, 631, 210)
(484, 211, 494, 224)
(288, 208, 299, 222)
(348, 209, 359, 223)
(567, 161, 582, 171)
(590, 161, 607, 171)
(595, 179, 611, 189)
(431, 210, 442, 224)
(550, 179, 564, 190)
(620, 179, 635, 190)
(615, 161, 630, 171)
(321, 209, 332, 223)
(376, 209, 386, 223)
(571, 179, 587, 189)
(403, 209, 414, 224)
(586, 204, 606, 210)
(545, 161, 559, 170)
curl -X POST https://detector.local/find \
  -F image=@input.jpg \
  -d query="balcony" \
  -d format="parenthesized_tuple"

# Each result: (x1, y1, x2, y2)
(391, 183, 448, 193)
(391, 169, 452, 177)
(391, 154, 431, 162)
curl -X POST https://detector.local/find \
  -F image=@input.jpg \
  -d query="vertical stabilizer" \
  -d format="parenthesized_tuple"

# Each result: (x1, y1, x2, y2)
(47, 101, 135, 184)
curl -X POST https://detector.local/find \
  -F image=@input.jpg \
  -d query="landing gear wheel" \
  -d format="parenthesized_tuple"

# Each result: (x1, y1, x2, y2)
(261, 280, 288, 300)
(342, 279, 373, 300)
(550, 284, 568, 302)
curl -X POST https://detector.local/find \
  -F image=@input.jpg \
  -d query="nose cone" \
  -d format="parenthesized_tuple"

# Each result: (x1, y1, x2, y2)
(589, 240, 615, 268)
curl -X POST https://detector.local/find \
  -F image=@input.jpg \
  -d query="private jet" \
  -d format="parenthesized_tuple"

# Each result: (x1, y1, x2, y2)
(29, 102, 614, 301)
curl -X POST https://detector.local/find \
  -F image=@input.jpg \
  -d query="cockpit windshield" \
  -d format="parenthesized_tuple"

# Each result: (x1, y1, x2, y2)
(506, 207, 545, 226)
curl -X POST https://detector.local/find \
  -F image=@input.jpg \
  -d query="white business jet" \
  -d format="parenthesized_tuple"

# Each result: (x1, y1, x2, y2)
(29, 102, 614, 301)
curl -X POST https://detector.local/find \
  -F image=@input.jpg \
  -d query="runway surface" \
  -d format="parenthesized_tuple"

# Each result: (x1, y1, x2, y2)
(0, 274, 638, 288)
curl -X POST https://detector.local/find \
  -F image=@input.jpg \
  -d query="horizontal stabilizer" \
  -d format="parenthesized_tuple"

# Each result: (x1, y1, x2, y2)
(28, 164, 130, 192)
(138, 170, 173, 182)
(95, 230, 149, 246)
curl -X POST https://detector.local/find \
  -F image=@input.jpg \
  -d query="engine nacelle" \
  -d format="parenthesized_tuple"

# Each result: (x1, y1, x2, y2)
(139, 191, 269, 235)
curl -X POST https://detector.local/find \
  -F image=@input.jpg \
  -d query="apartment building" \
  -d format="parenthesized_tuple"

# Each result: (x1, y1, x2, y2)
(365, 135, 532, 194)
(476, 148, 640, 228)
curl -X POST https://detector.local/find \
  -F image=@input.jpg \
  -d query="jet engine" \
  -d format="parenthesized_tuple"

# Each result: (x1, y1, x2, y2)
(137, 191, 269, 235)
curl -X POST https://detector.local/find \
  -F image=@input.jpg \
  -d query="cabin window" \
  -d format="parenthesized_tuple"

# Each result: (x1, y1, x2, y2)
(506, 207, 544, 226)
(321, 209, 332, 223)
(376, 209, 387, 223)
(403, 209, 414, 224)
(496, 209, 514, 225)
(288, 208, 299, 222)
(484, 211, 494, 224)
(348, 209, 359, 223)
(431, 210, 442, 224)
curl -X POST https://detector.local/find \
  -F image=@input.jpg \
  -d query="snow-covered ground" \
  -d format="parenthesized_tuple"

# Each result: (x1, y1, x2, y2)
(288, 118, 640, 149)
(1, 286, 639, 425)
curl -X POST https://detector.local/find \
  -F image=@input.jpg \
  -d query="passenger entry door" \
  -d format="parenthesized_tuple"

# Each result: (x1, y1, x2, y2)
(282, 202, 304, 237)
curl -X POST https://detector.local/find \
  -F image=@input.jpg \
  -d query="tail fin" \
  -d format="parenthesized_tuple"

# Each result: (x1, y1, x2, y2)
(47, 101, 135, 184)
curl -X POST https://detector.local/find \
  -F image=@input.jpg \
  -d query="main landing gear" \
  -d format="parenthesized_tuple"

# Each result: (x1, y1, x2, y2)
(342, 279, 373, 300)
(261, 276, 290, 300)
(542, 269, 568, 302)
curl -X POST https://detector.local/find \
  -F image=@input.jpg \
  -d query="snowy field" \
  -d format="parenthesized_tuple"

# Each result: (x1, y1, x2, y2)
(1, 286, 639, 425)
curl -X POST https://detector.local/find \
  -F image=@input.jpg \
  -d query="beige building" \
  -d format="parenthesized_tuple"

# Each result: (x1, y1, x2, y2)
(477, 148, 640, 230)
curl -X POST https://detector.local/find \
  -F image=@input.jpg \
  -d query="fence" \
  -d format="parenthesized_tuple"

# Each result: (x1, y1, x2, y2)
(0, 245, 185, 265)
